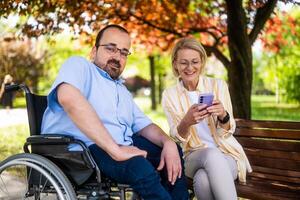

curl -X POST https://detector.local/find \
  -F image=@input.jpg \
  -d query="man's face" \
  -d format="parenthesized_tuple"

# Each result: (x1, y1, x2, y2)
(92, 28, 131, 79)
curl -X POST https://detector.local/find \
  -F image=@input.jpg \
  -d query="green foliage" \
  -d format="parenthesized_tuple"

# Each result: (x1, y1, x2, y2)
(259, 9, 300, 103)
(0, 38, 47, 92)
(39, 34, 91, 94)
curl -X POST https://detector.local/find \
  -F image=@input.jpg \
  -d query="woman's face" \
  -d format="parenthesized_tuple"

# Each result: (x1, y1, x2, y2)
(175, 48, 202, 83)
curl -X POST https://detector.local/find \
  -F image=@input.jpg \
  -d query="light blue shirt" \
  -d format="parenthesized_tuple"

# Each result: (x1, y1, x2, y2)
(41, 56, 152, 147)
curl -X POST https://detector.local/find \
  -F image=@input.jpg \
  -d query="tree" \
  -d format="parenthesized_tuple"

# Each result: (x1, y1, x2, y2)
(1, 0, 298, 118)
(0, 37, 47, 92)
(259, 9, 300, 103)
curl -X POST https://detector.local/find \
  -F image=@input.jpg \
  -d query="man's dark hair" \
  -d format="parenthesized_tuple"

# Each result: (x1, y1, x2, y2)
(94, 24, 129, 47)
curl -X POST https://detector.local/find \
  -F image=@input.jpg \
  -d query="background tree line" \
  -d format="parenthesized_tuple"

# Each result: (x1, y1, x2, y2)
(0, 0, 299, 119)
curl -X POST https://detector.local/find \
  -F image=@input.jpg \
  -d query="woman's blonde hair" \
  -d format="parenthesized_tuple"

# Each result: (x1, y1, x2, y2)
(171, 37, 207, 77)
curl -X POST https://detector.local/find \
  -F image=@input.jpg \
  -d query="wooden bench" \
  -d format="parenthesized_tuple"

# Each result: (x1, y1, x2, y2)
(234, 119, 300, 200)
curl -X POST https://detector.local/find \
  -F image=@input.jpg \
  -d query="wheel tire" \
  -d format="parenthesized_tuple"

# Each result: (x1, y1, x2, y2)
(0, 153, 76, 200)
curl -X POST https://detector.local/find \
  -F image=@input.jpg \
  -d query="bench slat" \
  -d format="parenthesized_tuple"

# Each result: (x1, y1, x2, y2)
(237, 179, 300, 200)
(248, 171, 300, 184)
(235, 128, 300, 139)
(236, 119, 300, 130)
(247, 155, 300, 171)
(252, 166, 300, 179)
(243, 147, 300, 161)
(236, 137, 300, 152)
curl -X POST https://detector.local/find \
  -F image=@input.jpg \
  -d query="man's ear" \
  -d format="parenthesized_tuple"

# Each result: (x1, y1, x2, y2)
(90, 46, 97, 61)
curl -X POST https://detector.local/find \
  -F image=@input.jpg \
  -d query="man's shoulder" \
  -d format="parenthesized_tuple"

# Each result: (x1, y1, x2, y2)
(65, 56, 91, 66)
(59, 56, 94, 75)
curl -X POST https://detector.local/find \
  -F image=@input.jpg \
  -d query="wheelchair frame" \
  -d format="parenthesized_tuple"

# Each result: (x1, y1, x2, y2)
(0, 84, 139, 200)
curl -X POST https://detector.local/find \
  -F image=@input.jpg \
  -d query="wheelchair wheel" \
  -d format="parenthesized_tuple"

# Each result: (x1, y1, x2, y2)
(0, 153, 76, 200)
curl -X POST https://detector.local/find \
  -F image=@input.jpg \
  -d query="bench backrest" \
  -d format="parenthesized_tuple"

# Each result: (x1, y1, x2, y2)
(234, 119, 300, 186)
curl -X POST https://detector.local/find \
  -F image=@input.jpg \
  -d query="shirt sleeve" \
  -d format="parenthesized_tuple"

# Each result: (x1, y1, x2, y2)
(215, 79, 236, 138)
(131, 101, 152, 133)
(161, 89, 191, 143)
(47, 56, 89, 112)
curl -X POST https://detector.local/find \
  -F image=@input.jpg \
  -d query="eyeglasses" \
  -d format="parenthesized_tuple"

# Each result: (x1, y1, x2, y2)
(178, 60, 201, 68)
(97, 44, 131, 58)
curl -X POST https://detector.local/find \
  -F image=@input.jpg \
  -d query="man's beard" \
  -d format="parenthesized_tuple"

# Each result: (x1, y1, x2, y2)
(102, 59, 122, 80)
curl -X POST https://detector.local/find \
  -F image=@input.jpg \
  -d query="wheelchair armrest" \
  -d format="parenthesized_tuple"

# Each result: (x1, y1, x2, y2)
(24, 134, 90, 153)
(26, 134, 75, 144)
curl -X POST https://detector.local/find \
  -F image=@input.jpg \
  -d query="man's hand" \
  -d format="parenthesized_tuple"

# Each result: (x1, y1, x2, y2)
(157, 140, 182, 185)
(112, 146, 147, 161)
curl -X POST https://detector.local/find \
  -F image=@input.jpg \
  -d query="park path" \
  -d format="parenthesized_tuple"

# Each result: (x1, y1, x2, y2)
(0, 108, 28, 128)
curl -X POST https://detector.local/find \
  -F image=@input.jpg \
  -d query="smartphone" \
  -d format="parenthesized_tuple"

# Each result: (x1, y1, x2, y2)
(198, 93, 214, 106)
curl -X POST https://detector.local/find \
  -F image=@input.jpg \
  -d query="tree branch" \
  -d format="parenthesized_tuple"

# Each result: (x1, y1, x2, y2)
(129, 12, 184, 37)
(249, 0, 278, 44)
(204, 45, 230, 70)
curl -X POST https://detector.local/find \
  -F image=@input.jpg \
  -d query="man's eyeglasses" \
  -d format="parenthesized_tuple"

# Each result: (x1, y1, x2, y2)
(97, 44, 131, 58)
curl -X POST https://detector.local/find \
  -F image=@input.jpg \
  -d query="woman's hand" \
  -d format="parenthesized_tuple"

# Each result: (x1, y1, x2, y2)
(206, 100, 227, 119)
(177, 104, 210, 139)
(182, 104, 210, 126)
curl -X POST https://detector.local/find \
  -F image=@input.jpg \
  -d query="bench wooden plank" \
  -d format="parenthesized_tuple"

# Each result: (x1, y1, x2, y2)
(244, 147, 300, 161)
(237, 181, 299, 200)
(237, 137, 300, 152)
(236, 119, 300, 130)
(235, 128, 300, 139)
(248, 171, 300, 184)
(251, 166, 300, 178)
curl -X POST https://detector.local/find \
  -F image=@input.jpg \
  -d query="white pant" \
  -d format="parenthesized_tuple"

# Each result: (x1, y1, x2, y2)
(185, 148, 238, 200)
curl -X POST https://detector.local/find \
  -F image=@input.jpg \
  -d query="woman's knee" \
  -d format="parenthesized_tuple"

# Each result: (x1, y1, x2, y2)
(193, 169, 210, 190)
(193, 169, 214, 200)
(203, 148, 227, 166)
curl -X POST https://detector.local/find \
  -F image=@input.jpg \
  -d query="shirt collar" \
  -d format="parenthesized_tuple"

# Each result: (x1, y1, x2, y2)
(176, 75, 206, 95)
(93, 62, 125, 84)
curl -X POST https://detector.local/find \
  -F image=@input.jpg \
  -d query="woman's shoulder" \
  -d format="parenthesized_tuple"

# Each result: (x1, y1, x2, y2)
(202, 76, 227, 87)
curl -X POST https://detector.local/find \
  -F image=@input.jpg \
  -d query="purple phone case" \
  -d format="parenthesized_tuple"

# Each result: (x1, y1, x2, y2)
(199, 93, 214, 106)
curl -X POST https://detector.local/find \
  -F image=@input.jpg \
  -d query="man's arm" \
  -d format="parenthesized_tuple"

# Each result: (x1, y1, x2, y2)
(138, 124, 182, 185)
(57, 83, 147, 161)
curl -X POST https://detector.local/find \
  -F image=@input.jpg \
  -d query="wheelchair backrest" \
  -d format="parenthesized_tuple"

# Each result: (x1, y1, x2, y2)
(25, 92, 47, 136)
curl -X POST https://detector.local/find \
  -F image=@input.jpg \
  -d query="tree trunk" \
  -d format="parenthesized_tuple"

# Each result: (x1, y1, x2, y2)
(226, 0, 252, 119)
(149, 55, 156, 110)
(158, 73, 163, 103)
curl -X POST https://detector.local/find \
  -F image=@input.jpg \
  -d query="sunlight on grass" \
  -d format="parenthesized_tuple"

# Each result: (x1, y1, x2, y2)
(251, 95, 300, 121)
(0, 124, 29, 161)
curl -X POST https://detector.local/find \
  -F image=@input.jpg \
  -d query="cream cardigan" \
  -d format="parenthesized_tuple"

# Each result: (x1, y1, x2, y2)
(162, 75, 252, 183)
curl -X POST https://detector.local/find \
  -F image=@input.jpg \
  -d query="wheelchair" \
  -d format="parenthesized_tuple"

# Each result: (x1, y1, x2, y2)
(0, 84, 140, 200)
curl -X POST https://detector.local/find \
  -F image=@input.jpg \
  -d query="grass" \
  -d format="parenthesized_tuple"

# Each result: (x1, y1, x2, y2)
(251, 95, 300, 121)
(0, 124, 29, 161)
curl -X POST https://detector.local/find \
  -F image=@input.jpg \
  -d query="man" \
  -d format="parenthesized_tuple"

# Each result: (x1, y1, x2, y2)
(41, 24, 189, 200)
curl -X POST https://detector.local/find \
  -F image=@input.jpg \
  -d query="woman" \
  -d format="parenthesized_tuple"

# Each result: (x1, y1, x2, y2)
(162, 38, 252, 200)
(0, 74, 14, 111)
